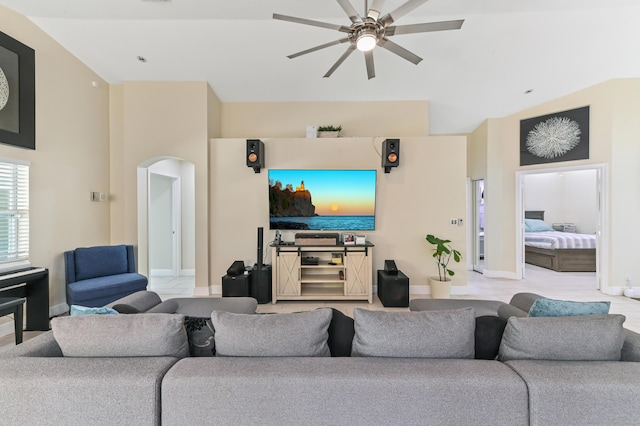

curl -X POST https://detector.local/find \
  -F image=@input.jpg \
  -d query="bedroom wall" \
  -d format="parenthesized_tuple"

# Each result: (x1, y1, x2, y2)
(0, 5, 111, 322)
(524, 170, 597, 234)
(209, 136, 468, 294)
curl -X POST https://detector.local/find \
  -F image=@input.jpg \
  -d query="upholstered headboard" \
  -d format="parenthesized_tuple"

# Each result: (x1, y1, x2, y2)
(525, 210, 544, 220)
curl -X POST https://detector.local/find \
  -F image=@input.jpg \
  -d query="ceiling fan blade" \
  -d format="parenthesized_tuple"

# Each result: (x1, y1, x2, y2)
(378, 38, 422, 65)
(324, 45, 357, 78)
(386, 19, 464, 36)
(336, 0, 363, 24)
(367, 0, 386, 20)
(287, 38, 350, 59)
(379, 0, 429, 26)
(364, 50, 375, 80)
(273, 13, 351, 33)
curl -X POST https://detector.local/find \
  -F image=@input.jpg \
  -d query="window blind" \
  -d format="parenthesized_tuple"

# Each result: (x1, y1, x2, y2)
(0, 160, 29, 264)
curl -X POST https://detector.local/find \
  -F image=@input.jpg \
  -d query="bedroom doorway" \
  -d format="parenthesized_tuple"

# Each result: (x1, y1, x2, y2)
(516, 164, 607, 291)
(472, 179, 485, 273)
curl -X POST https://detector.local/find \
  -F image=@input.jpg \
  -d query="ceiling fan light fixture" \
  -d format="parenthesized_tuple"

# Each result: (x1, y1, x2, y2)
(356, 30, 377, 52)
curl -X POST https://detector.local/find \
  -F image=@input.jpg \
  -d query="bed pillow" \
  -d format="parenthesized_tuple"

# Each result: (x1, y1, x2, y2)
(498, 314, 625, 361)
(525, 219, 554, 232)
(211, 308, 332, 357)
(51, 313, 190, 358)
(351, 308, 475, 358)
(528, 298, 610, 317)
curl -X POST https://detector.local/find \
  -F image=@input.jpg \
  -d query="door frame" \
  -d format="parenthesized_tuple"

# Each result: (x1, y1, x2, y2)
(515, 163, 607, 290)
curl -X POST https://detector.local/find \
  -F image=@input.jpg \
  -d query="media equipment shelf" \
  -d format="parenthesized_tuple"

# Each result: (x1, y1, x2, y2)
(271, 242, 373, 304)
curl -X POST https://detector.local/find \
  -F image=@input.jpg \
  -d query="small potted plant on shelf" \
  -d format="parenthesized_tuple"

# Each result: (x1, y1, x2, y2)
(425, 234, 462, 299)
(317, 125, 342, 138)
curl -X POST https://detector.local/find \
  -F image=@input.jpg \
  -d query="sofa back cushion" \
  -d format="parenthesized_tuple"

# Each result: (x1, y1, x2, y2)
(211, 308, 332, 357)
(498, 314, 625, 361)
(51, 313, 189, 358)
(351, 308, 475, 358)
(74, 245, 129, 281)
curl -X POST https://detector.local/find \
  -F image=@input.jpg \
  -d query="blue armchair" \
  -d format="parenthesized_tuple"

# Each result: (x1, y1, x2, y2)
(64, 245, 148, 308)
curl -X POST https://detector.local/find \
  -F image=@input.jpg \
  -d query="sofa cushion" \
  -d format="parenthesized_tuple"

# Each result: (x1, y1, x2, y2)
(74, 245, 129, 281)
(67, 273, 148, 305)
(351, 308, 475, 358)
(498, 314, 626, 361)
(528, 298, 610, 317)
(211, 308, 332, 357)
(69, 305, 118, 316)
(51, 313, 190, 358)
(108, 290, 162, 313)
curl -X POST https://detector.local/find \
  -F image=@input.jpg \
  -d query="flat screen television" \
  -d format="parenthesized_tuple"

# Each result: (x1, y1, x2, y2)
(269, 169, 376, 231)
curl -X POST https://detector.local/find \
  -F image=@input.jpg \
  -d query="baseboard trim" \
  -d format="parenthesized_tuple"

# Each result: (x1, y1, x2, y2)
(410, 285, 469, 296)
(482, 269, 519, 279)
(194, 286, 213, 297)
(180, 269, 195, 277)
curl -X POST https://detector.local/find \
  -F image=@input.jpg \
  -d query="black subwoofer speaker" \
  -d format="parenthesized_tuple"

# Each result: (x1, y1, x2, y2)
(246, 139, 265, 173)
(381, 139, 400, 173)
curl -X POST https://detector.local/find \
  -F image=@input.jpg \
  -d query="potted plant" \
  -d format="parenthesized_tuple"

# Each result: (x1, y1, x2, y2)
(426, 234, 462, 298)
(317, 125, 342, 138)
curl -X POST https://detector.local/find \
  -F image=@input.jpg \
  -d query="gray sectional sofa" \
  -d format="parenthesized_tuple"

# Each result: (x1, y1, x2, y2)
(1, 293, 640, 426)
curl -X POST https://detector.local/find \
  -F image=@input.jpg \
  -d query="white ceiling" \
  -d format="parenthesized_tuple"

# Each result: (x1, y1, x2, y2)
(2, 0, 640, 134)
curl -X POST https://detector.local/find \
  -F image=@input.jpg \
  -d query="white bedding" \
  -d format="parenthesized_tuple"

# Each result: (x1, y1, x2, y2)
(524, 231, 596, 250)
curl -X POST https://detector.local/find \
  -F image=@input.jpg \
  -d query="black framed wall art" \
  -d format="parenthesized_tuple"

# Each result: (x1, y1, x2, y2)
(0, 31, 35, 150)
(520, 106, 589, 166)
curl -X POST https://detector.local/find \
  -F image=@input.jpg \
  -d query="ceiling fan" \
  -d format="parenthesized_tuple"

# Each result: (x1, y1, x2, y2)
(273, 0, 464, 79)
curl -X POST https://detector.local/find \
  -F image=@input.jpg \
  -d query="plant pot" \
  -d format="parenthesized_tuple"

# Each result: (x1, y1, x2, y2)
(429, 277, 451, 299)
(317, 131, 340, 138)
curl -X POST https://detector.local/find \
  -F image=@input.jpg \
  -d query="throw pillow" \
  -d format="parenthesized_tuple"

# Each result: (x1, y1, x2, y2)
(498, 314, 625, 361)
(51, 313, 190, 358)
(528, 298, 610, 317)
(351, 308, 475, 358)
(475, 315, 507, 360)
(328, 308, 355, 357)
(69, 305, 119, 316)
(524, 219, 554, 232)
(211, 308, 332, 357)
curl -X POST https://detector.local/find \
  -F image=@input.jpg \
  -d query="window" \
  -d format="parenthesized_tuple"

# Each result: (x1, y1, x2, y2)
(0, 159, 29, 267)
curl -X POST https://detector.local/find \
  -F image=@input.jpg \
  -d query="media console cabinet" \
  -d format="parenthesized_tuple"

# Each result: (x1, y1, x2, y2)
(271, 243, 373, 304)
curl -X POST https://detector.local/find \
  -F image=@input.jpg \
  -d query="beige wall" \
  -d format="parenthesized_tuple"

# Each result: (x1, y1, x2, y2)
(472, 79, 640, 289)
(109, 81, 211, 291)
(209, 136, 468, 294)
(221, 101, 429, 138)
(0, 5, 110, 319)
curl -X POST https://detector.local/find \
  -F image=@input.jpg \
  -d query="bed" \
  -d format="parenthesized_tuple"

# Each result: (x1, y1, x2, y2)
(524, 210, 596, 272)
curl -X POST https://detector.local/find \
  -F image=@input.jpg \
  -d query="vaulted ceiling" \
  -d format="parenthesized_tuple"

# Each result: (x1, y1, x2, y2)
(1, 0, 639, 134)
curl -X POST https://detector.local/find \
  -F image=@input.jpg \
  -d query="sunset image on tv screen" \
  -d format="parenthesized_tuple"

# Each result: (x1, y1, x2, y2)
(268, 169, 376, 231)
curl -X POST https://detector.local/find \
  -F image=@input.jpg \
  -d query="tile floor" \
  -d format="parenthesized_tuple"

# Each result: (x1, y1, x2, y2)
(2, 264, 640, 349)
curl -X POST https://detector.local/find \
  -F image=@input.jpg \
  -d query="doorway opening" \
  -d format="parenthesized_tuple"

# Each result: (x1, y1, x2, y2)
(516, 163, 607, 291)
(471, 179, 485, 273)
(137, 158, 196, 294)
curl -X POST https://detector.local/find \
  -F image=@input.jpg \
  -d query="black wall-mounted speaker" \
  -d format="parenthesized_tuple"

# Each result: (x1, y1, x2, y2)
(382, 139, 400, 173)
(246, 139, 265, 173)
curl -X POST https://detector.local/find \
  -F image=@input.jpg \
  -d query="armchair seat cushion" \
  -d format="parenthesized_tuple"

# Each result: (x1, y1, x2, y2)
(67, 273, 148, 306)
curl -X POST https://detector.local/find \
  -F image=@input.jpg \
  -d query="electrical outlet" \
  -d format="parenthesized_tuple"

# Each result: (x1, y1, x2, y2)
(450, 218, 458, 226)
